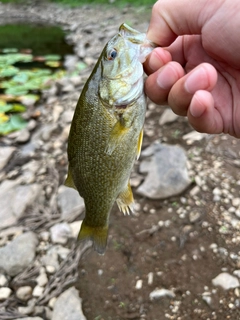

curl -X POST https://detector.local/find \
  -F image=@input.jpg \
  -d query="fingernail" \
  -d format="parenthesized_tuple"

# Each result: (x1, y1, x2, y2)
(185, 67, 207, 94)
(157, 66, 176, 90)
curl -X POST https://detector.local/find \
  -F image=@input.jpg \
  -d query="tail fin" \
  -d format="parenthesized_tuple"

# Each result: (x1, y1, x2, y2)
(78, 220, 108, 255)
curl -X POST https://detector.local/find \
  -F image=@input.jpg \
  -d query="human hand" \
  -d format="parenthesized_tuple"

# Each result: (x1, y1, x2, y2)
(144, 0, 240, 137)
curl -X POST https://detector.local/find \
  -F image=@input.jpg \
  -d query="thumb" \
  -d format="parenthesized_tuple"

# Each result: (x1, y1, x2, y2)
(147, 0, 221, 46)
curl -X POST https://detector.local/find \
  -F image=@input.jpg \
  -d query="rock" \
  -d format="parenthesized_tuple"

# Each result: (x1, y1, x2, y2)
(183, 131, 207, 144)
(36, 270, 48, 287)
(0, 232, 38, 277)
(0, 180, 43, 228)
(149, 288, 175, 300)
(212, 272, 239, 290)
(57, 185, 85, 220)
(52, 287, 86, 320)
(41, 248, 59, 271)
(16, 128, 30, 143)
(70, 75, 82, 87)
(189, 211, 202, 223)
(0, 287, 12, 300)
(159, 108, 178, 125)
(0, 146, 16, 170)
(61, 110, 74, 123)
(70, 221, 82, 238)
(137, 143, 191, 199)
(50, 223, 72, 244)
(64, 54, 78, 71)
(16, 286, 32, 301)
(32, 285, 44, 297)
(0, 274, 8, 286)
(233, 270, 240, 278)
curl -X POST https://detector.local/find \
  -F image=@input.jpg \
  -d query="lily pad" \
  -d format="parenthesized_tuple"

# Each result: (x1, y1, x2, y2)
(44, 54, 61, 61)
(5, 86, 29, 96)
(45, 61, 61, 68)
(0, 114, 27, 135)
(2, 48, 18, 53)
(0, 66, 19, 77)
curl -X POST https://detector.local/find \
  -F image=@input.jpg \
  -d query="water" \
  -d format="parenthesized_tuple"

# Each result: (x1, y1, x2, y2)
(0, 23, 73, 56)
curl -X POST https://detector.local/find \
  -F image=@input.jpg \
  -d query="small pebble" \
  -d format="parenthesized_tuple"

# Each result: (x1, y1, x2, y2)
(0, 274, 8, 286)
(32, 285, 44, 297)
(149, 288, 175, 300)
(147, 272, 154, 285)
(16, 286, 32, 301)
(0, 287, 12, 300)
(136, 279, 143, 290)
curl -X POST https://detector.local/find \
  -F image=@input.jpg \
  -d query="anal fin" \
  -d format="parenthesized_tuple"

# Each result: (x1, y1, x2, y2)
(116, 181, 134, 215)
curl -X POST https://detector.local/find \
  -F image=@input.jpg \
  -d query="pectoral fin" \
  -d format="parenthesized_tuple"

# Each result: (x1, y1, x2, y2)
(137, 129, 143, 160)
(64, 168, 77, 190)
(116, 181, 134, 215)
(78, 220, 108, 255)
(105, 120, 129, 155)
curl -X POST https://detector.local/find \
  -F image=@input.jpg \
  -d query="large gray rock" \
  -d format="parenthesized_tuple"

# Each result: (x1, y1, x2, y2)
(0, 180, 43, 228)
(52, 287, 86, 320)
(57, 185, 85, 220)
(0, 232, 38, 276)
(137, 143, 191, 199)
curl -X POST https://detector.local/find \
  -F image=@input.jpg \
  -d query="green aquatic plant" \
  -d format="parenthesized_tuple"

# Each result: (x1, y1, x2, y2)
(0, 51, 66, 135)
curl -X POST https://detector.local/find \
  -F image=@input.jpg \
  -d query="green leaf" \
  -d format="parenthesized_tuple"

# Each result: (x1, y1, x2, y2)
(0, 113, 9, 124)
(0, 66, 19, 77)
(5, 86, 29, 96)
(12, 72, 29, 83)
(0, 105, 12, 113)
(2, 48, 18, 53)
(44, 54, 61, 61)
(45, 61, 61, 68)
(0, 114, 27, 135)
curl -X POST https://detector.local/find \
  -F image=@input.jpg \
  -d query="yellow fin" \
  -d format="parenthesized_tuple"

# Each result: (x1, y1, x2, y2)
(105, 120, 128, 155)
(137, 129, 143, 160)
(78, 220, 108, 255)
(116, 181, 134, 215)
(64, 168, 77, 190)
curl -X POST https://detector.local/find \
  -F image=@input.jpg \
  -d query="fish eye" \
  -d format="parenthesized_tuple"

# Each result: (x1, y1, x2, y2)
(108, 49, 117, 60)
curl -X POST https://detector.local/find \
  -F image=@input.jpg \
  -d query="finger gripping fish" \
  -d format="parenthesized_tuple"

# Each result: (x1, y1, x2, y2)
(65, 23, 154, 254)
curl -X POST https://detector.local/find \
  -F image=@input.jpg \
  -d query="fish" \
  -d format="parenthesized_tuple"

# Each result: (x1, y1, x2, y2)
(65, 23, 154, 254)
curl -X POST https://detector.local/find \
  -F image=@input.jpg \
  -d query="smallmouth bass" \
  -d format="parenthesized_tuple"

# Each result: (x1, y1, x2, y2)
(65, 23, 154, 254)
